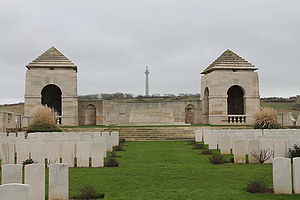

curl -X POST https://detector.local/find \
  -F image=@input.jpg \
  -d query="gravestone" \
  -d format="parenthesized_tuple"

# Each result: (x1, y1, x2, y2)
(248, 140, 260, 164)
(218, 136, 230, 154)
(16, 142, 30, 164)
(46, 142, 61, 164)
(233, 140, 246, 164)
(76, 142, 90, 167)
(61, 142, 75, 167)
(1, 164, 22, 184)
(25, 163, 45, 200)
(91, 141, 105, 167)
(293, 157, 300, 194)
(273, 139, 287, 158)
(49, 163, 69, 200)
(260, 139, 274, 163)
(0, 183, 30, 200)
(273, 157, 292, 194)
(30, 142, 46, 164)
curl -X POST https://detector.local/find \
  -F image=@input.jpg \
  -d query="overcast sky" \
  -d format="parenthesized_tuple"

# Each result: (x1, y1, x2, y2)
(0, 0, 299, 104)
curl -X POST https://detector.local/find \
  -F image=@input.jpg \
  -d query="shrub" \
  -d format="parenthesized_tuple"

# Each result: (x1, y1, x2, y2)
(228, 157, 234, 163)
(22, 159, 34, 166)
(109, 152, 120, 158)
(104, 158, 119, 167)
(209, 154, 225, 164)
(77, 184, 105, 199)
(201, 149, 213, 155)
(193, 143, 205, 149)
(246, 179, 271, 193)
(27, 105, 61, 132)
(289, 144, 300, 158)
(113, 145, 124, 151)
(250, 149, 273, 164)
(253, 107, 281, 129)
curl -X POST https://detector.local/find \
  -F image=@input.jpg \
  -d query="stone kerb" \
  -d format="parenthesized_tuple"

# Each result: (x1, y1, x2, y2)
(233, 140, 246, 164)
(0, 183, 30, 200)
(1, 164, 22, 184)
(49, 163, 69, 200)
(293, 157, 300, 194)
(25, 163, 45, 200)
(273, 157, 292, 194)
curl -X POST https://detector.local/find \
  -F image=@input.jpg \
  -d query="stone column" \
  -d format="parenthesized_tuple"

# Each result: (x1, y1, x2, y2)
(1, 164, 22, 184)
(49, 163, 69, 200)
(0, 183, 30, 200)
(293, 157, 300, 194)
(233, 140, 246, 164)
(273, 157, 292, 194)
(25, 163, 45, 200)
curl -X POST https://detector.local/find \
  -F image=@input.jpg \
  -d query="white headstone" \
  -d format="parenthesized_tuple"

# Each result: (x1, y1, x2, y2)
(260, 139, 274, 164)
(273, 157, 292, 194)
(0, 183, 30, 200)
(76, 142, 90, 167)
(49, 163, 69, 200)
(30, 142, 46, 164)
(46, 142, 61, 164)
(111, 131, 119, 146)
(25, 163, 45, 200)
(273, 139, 287, 158)
(1, 164, 22, 184)
(248, 140, 260, 164)
(206, 133, 218, 149)
(0, 142, 15, 164)
(293, 157, 300, 194)
(233, 140, 246, 164)
(61, 142, 75, 167)
(91, 141, 105, 167)
(16, 142, 30, 164)
(195, 129, 202, 142)
(218, 136, 230, 154)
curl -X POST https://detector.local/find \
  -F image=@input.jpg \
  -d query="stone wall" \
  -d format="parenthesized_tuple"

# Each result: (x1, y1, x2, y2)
(78, 99, 202, 125)
(0, 111, 22, 132)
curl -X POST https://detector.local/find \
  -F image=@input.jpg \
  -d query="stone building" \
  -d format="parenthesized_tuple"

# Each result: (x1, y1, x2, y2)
(201, 50, 260, 125)
(21, 47, 260, 127)
(23, 47, 78, 127)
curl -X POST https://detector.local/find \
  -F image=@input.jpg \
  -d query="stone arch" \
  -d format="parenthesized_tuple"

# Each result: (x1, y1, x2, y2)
(41, 84, 62, 116)
(85, 104, 96, 125)
(185, 104, 195, 124)
(227, 85, 245, 115)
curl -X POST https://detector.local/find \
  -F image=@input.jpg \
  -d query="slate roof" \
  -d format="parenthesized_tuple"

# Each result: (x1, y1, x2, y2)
(201, 50, 257, 74)
(26, 47, 77, 71)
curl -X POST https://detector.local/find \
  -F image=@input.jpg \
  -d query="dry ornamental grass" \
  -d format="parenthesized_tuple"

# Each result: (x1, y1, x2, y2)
(253, 107, 278, 129)
(32, 105, 57, 126)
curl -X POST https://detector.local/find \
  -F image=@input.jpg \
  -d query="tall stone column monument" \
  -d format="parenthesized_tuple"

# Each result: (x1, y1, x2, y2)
(145, 66, 150, 96)
(23, 47, 78, 126)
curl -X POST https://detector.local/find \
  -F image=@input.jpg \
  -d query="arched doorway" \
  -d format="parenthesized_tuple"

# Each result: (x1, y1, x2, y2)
(85, 104, 96, 125)
(185, 104, 195, 124)
(41, 84, 62, 116)
(203, 87, 209, 124)
(227, 85, 245, 115)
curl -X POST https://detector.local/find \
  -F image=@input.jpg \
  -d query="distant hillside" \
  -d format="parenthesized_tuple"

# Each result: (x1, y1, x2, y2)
(0, 103, 24, 115)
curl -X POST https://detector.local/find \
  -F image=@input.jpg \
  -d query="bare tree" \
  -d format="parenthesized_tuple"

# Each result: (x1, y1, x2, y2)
(250, 149, 273, 164)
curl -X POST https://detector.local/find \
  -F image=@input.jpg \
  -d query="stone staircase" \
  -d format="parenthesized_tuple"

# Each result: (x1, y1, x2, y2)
(62, 126, 197, 141)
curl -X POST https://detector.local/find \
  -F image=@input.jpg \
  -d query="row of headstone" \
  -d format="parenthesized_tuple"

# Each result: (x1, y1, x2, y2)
(0, 163, 68, 200)
(0, 131, 119, 167)
(195, 129, 300, 163)
(273, 157, 300, 194)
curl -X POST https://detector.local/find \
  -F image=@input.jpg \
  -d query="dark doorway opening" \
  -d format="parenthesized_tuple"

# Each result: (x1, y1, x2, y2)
(227, 85, 244, 115)
(41, 84, 62, 122)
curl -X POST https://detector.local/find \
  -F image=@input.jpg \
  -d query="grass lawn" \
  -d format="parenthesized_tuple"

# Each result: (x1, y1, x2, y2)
(1, 141, 298, 199)
(68, 141, 298, 200)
